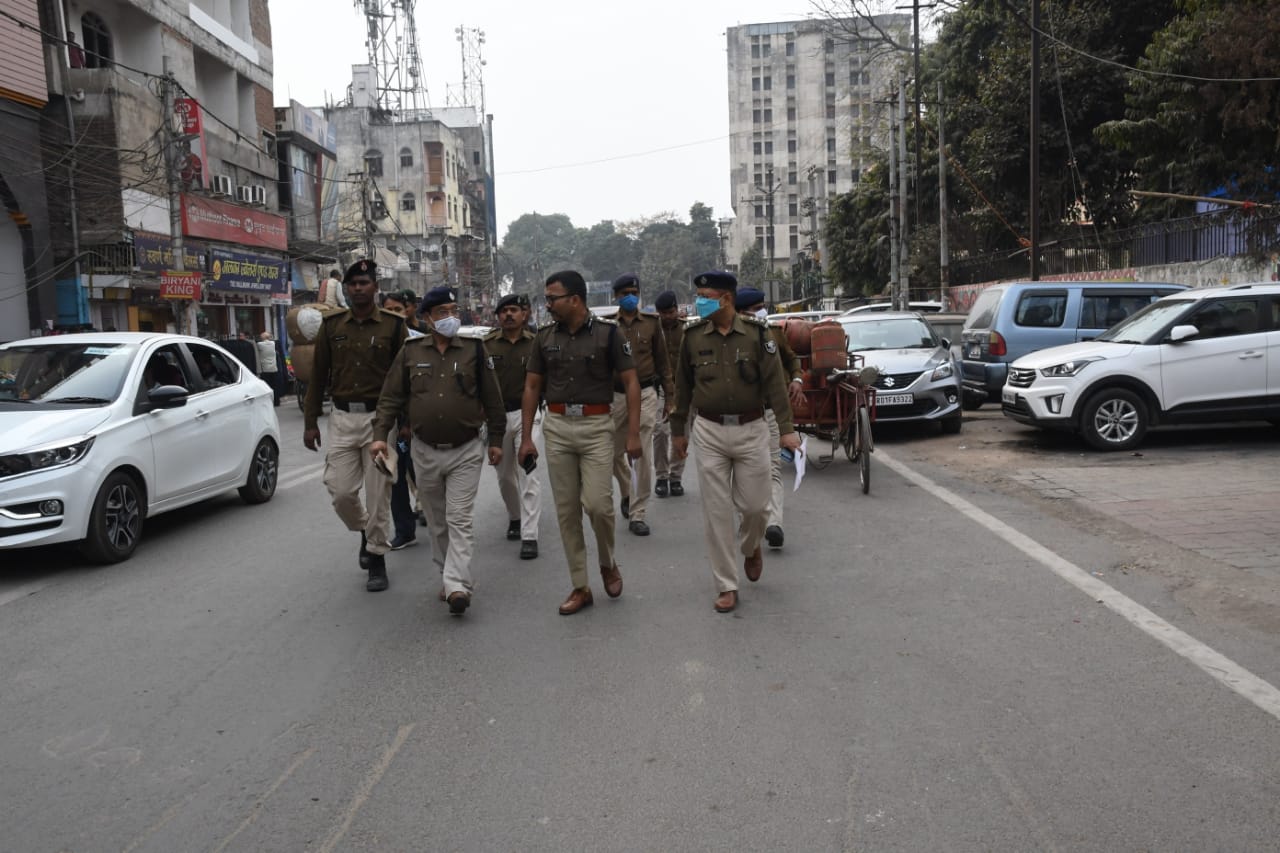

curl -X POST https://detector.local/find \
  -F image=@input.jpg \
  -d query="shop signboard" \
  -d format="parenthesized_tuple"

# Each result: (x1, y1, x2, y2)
(208, 247, 289, 296)
(134, 233, 208, 273)
(173, 98, 209, 188)
(160, 270, 202, 300)
(180, 194, 288, 251)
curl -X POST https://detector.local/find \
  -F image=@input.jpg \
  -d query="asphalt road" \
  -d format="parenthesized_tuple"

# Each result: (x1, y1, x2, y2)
(3, 404, 1279, 852)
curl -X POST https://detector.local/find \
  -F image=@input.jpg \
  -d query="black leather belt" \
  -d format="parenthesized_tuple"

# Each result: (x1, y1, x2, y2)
(614, 377, 658, 393)
(504, 400, 522, 413)
(418, 431, 479, 450)
(698, 409, 765, 426)
(333, 399, 379, 413)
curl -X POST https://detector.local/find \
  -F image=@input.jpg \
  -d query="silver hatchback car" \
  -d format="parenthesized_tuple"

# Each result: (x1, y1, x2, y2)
(839, 312, 963, 434)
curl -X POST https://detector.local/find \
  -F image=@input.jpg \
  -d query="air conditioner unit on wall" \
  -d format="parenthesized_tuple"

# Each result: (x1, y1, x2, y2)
(211, 175, 233, 197)
(250, 185, 266, 206)
(235, 185, 253, 204)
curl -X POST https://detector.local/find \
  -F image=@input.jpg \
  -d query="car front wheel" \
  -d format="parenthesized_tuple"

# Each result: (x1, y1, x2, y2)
(1080, 388, 1148, 451)
(81, 471, 145, 563)
(239, 437, 279, 504)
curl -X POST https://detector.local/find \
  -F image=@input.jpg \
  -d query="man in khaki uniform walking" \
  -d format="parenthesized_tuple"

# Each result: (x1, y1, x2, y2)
(652, 290, 686, 498)
(370, 287, 506, 615)
(303, 259, 408, 591)
(608, 273, 673, 536)
(735, 287, 806, 549)
(483, 293, 542, 560)
(519, 270, 642, 615)
(672, 271, 801, 614)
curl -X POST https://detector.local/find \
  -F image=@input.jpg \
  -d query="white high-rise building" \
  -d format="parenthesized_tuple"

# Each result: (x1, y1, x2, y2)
(725, 17, 910, 300)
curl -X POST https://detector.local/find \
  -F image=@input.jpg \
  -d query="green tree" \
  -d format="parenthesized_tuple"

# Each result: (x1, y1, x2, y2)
(737, 244, 768, 291)
(500, 213, 579, 292)
(824, 162, 891, 297)
(576, 220, 640, 282)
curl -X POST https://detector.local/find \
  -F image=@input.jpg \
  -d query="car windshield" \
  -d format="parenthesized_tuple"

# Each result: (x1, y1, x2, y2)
(0, 342, 137, 405)
(1095, 299, 1194, 344)
(841, 318, 939, 351)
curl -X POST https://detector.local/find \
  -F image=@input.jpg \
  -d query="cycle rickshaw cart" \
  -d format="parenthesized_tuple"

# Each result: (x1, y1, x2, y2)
(779, 319, 879, 494)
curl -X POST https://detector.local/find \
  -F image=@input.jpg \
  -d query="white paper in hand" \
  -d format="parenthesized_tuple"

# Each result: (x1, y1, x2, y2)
(793, 436, 807, 492)
(630, 458, 639, 494)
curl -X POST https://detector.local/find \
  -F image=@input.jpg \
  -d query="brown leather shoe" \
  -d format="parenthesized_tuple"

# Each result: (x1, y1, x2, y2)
(447, 591, 471, 615)
(714, 590, 738, 613)
(559, 587, 594, 615)
(600, 563, 623, 598)
(744, 546, 763, 582)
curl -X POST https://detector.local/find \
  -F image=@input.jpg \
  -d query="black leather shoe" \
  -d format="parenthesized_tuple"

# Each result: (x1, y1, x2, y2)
(655, 479, 669, 498)
(620, 497, 630, 519)
(668, 480, 684, 497)
(765, 525, 784, 548)
(447, 591, 471, 615)
(520, 539, 538, 560)
(366, 555, 388, 592)
(359, 532, 371, 571)
(506, 520, 521, 541)
(629, 519, 650, 536)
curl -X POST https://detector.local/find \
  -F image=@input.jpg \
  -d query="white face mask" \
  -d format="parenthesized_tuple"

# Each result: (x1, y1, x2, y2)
(754, 308, 769, 320)
(432, 316, 462, 338)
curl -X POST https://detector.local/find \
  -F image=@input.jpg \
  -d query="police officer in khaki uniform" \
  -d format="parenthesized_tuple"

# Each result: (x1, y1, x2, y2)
(735, 287, 806, 548)
(483, 293, 543, 560)
(370, 287, 506, 615)
(609, 273, 673, 536)
(304, 259, 408, 592)
(671, 271, 802, 614)
(652, 290, 687, 498)
(519, 270, 642, 616)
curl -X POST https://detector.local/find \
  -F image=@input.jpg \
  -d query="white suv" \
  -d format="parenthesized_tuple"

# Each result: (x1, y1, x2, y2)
(1001, 283, 1280, 450)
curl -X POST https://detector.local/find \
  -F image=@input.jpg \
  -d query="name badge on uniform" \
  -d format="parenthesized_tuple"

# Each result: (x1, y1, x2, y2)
(415, 363, 430, 368)
(698, 349, 713, 356)
(544, 345, 561, 353)
(332, 335, 348, 342)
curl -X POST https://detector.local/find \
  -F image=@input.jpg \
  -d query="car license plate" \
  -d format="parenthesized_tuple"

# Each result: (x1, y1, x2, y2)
(966, 345, 982, 358)
(877, 393, 913, 406)
(1002, 389, 1017, 405)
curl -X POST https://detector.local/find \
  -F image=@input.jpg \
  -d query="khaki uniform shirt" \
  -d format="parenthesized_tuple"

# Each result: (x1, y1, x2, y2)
(671, 314, 794, 437)
(527, 315, 634, 405)
(373, 335, 506, 448)
(305, 308, 407, 430)
(482, 328, 537, 408)
(614, 312, 674, 399)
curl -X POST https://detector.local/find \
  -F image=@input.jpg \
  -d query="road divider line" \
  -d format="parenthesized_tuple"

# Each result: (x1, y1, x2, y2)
(212, 745, 317, 853)
(876, 447, 1280, 723)
(0, 580, 51, 609)
(277, 464, 325, 492)
(318, 723, 416, 853)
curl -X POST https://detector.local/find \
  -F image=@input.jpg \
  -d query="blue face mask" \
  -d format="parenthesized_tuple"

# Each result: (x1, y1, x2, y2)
(695, 296, 722, 319)
(618, 294, 639, 313)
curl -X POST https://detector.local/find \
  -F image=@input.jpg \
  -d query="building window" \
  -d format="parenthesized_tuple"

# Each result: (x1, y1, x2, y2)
(827, 137, 836, 154)
(826, 102, 836, 119)
(762, 43, 771, 57)
(787, 107, 796, 122)
(825, 71, 835, 87)
(788, 201, 798, 217)
(787, 139, 797, 154)
(754, 204, 764, 218)
(753, 109, 761, 123)
(364, 149, 383, 177)
(786, 74, 795, 89)
(753, 141, 762, 156)
(763, 109, 772, 122)
(751, 43, 760, 58)
(828, 169, 837, 184)
(824, 38, 834, 53)
(786, 40, 795, 57)
(764, 140, 773, 154)
(81, 12, 112, 68)
(473, 151, 480, 165)
(401, 192, 415, 211)
(788, 171, 797, 185)
(399, 147, 413, 167)
(790, 233, 799, 250)
(752, 77, 760, 91)
(763, 76, 772, 91)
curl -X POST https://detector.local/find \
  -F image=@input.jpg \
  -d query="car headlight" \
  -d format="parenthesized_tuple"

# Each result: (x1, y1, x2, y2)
(0, 436, 95, 480)
(930, 360, 954, 381)
(1040, 358, 1101, 378)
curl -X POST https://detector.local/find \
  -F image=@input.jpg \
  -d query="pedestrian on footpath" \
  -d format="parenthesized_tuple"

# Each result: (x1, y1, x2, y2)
(303, 259, 408, 592)
(371, 287, 506, 615)
(483, 293, 543, 560)
(319, 268, 349, 310)
(734, 288, 806, 549)
(380, 290, 425, 551)
(608, 273, 673, 536)
(671, 271, 800, 614)
(256, 331, 284, 407)
(652, 290, 687, 498)
(519, 270, 642, 616)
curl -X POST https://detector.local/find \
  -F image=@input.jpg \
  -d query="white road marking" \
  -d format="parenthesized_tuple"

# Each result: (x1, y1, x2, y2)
(876, 448, 1280, 723)
(212, 745, 317, 853)
(317, 723, 416, 853)
(0, 580, 52, 609)
(276, 464, 325, 492)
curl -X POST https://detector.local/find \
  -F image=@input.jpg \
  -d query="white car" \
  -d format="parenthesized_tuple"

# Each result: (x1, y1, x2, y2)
(1001, 283, 1280, 450)
(842, 301, 944, 315)
(0, 333, 282, 562)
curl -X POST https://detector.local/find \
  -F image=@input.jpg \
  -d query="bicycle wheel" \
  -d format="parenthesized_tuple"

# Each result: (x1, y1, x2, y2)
(842, 416, 857, 462)
(857, 406, 872, 494)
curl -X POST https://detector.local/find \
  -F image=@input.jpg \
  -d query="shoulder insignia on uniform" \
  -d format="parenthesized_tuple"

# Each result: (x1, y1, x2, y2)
(485, 355, 495, 369)
(597, 317, 618, 325)
(742, 315, 767, 327)
(684, 317, 709, 329)
(621, 340, 633, 356)
(765, 339, 778, 354)
(537, 320, 557, 330)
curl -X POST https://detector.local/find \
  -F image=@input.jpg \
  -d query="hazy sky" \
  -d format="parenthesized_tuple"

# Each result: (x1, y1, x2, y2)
(269, 0, 834, 240)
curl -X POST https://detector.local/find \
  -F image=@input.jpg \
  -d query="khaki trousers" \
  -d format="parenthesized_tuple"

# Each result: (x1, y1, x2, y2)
(691, 415, 771, 592)
(543, 411, 616, 590)
(765, 409, 783, 527)
(612, 385, 658, 521)
(323, 408, 393, 555)
(411, 437, 484, 596)
(493, 408, 543, 540)
(652, 403, 687, 481)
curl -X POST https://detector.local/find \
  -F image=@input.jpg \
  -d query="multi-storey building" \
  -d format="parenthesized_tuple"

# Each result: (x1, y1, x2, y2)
(274, 99, 341, 294)
(43, 0, 285, 337)
(725, 16, 910, 301)
(326, 66, 496, 311)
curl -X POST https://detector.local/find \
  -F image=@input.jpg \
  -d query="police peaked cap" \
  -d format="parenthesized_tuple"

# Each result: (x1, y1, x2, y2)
(694, 270, 737, 292)
(612, 273, 640, 292)
(654, 290, 678, 310)
(734, 287, 767, 311)
(420, 286, 457, 310)
(494, 293, 531, 313)
(343, 259, 377, 282)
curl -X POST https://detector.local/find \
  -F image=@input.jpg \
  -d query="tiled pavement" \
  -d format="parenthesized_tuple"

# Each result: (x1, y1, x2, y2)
(1010, 462, 1280, 578)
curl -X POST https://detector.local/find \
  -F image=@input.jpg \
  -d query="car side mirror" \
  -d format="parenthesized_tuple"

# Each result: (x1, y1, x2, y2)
(148, 384, 189, 408)
(939, 337, 951, 350)
(1168, 324, 1199, 343)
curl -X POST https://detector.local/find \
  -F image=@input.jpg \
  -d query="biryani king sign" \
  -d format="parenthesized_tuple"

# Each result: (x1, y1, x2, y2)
(179, 194, 287, 251)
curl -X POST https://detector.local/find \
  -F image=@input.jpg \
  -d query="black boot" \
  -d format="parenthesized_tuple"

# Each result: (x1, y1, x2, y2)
(655, 478, 669, 498)
(359, 532, 371, 571)
(668, 480, 684, 497)
(366, 553, 388, 592)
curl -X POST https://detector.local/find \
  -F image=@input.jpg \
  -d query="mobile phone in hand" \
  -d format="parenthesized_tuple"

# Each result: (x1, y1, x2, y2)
(521, 453, 537, 474)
